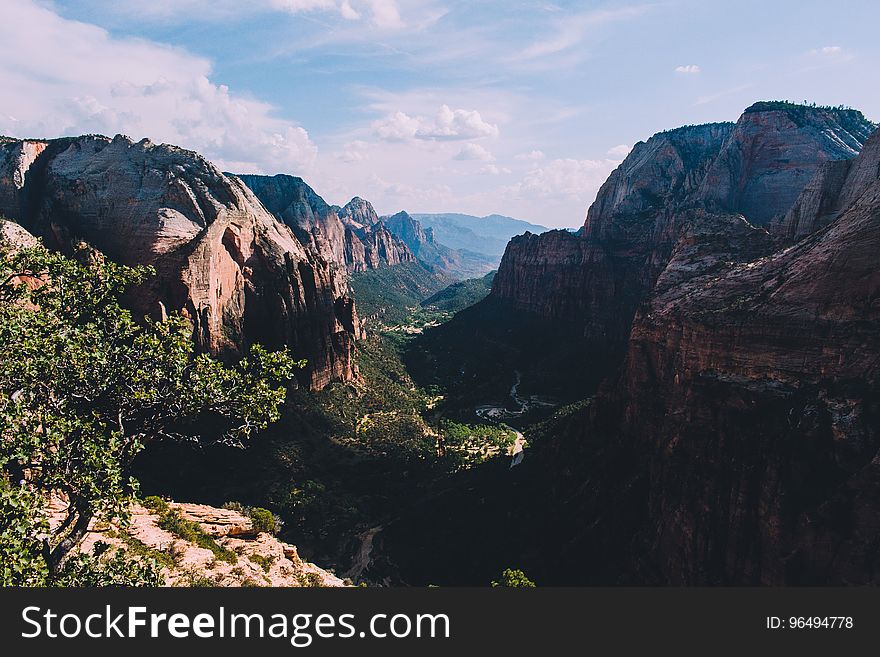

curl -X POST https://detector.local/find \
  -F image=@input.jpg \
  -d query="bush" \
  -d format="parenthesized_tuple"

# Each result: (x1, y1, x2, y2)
(142, 496, 169, 514)
(55, 544, 165, 587)
(248, 507, 280, 535)
(491, 568, 536, 588)
(222, 502, 282, 535)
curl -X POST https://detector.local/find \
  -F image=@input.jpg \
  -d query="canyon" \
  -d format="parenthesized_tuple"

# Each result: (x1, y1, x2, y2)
(2, 99, 879, 587)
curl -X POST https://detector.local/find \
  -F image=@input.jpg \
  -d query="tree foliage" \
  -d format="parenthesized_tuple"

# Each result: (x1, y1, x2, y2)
(0, 243, 300, 585)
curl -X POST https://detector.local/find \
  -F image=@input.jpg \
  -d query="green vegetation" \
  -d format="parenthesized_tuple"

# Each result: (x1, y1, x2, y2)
(53, 542, 165, 587)
(105, 528, 175, 569)
(420, 272, 495, 315)
(440, 419, 516, 469)
(491, 568, 536, 588)
(249, 553, 275, 573)
(222, 502, 282, 535)
(298, 571, 325, 587)
(0, 243, 294, 585)
(156, 507, 238, 564)
(350, 261, 449, 324)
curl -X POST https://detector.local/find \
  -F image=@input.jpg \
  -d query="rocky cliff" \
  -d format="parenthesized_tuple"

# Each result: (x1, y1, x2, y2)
(239, 175, 414, 274)
(491, 104, 874, 372)
(0, 135, 359, 389)
(49, 498, 346, 587)
(564, 125, 880, 585)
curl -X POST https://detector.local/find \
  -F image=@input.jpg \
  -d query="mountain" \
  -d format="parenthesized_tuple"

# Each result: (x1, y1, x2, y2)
(237, 175, 415, 274)
(0, 135, 361, 389)
(382, 210, 495, 279)
(410, 212, 549, 261)
(491, 104, 875, 376)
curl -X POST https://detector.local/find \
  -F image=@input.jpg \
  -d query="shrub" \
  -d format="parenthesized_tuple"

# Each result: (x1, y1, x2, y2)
(491, 568, 536, 588)
(157, 508, 238, 564)
(248, 507, 280, 535)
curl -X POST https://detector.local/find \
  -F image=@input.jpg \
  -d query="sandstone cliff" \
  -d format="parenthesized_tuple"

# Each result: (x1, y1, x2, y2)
(0, 135, 359, 389)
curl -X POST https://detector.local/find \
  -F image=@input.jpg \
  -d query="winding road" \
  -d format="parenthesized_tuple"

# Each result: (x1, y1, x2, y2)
(475, 370, 528, 469)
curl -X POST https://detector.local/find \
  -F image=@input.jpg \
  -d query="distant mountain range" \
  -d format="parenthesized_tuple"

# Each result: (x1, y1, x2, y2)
(410, 213, 549, 261)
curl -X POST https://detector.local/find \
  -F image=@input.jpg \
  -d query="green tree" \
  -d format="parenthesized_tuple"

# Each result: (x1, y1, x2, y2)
(491, 568, 536, 588)
(0, 243, 301, 584)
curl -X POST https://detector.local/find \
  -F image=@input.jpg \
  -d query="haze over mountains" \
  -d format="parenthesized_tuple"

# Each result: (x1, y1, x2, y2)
(410, 213, 549, 261)
(2, 98, 880, 586)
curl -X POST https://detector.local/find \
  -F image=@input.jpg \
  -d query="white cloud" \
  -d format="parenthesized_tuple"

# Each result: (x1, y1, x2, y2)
(337, 140, 369, 162)
(371, 111, 422, 141)
(364, 0, 405, 29)
(516, 6, 651, 61)
(478, 164, 511, 175)
(515, 149, 545, 161)
(810, 45, 843, 56)
(271, 0, 403, 28)
(372, 104, 499, 142)
(675, 64, 701, 74)
(339, 1, 361, 20)
(0, 0, 317, 174)
(511, 158, 612, 199)
(453, 143, 495, 161)
(606, 144, 631, 158)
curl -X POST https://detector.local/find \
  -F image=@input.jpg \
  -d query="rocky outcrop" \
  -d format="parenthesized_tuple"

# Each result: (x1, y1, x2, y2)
(697, 102, 872, 226)
(0, 217, 38, 250)
(0, 135, 359, 389)
(239, 175, 414, 274)
(0, 138, 48, 221)
(55, 500, 346, 587)
(337, 198, 416, 272)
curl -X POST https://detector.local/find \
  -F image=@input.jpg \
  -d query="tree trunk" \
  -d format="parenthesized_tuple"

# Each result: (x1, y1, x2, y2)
(48, 500, 92, 576)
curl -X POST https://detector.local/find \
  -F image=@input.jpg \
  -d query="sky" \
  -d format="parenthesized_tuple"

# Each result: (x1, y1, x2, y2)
(1, 1, 878, 228)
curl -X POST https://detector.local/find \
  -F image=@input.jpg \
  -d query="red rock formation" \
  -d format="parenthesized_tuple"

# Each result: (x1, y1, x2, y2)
(0, 135, 359, 389)
(606, 126, 880, 584)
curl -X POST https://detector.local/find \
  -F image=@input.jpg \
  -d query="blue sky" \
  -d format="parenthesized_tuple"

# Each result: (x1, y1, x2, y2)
(2, 1, 878, 227)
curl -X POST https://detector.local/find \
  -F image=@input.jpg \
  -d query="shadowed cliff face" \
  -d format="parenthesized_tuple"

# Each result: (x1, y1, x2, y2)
(0, 135, 360, 389)
(591, 126, 880, 584)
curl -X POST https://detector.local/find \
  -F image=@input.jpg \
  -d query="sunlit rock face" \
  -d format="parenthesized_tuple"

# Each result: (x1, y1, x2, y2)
(0, 134, 360, 389)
